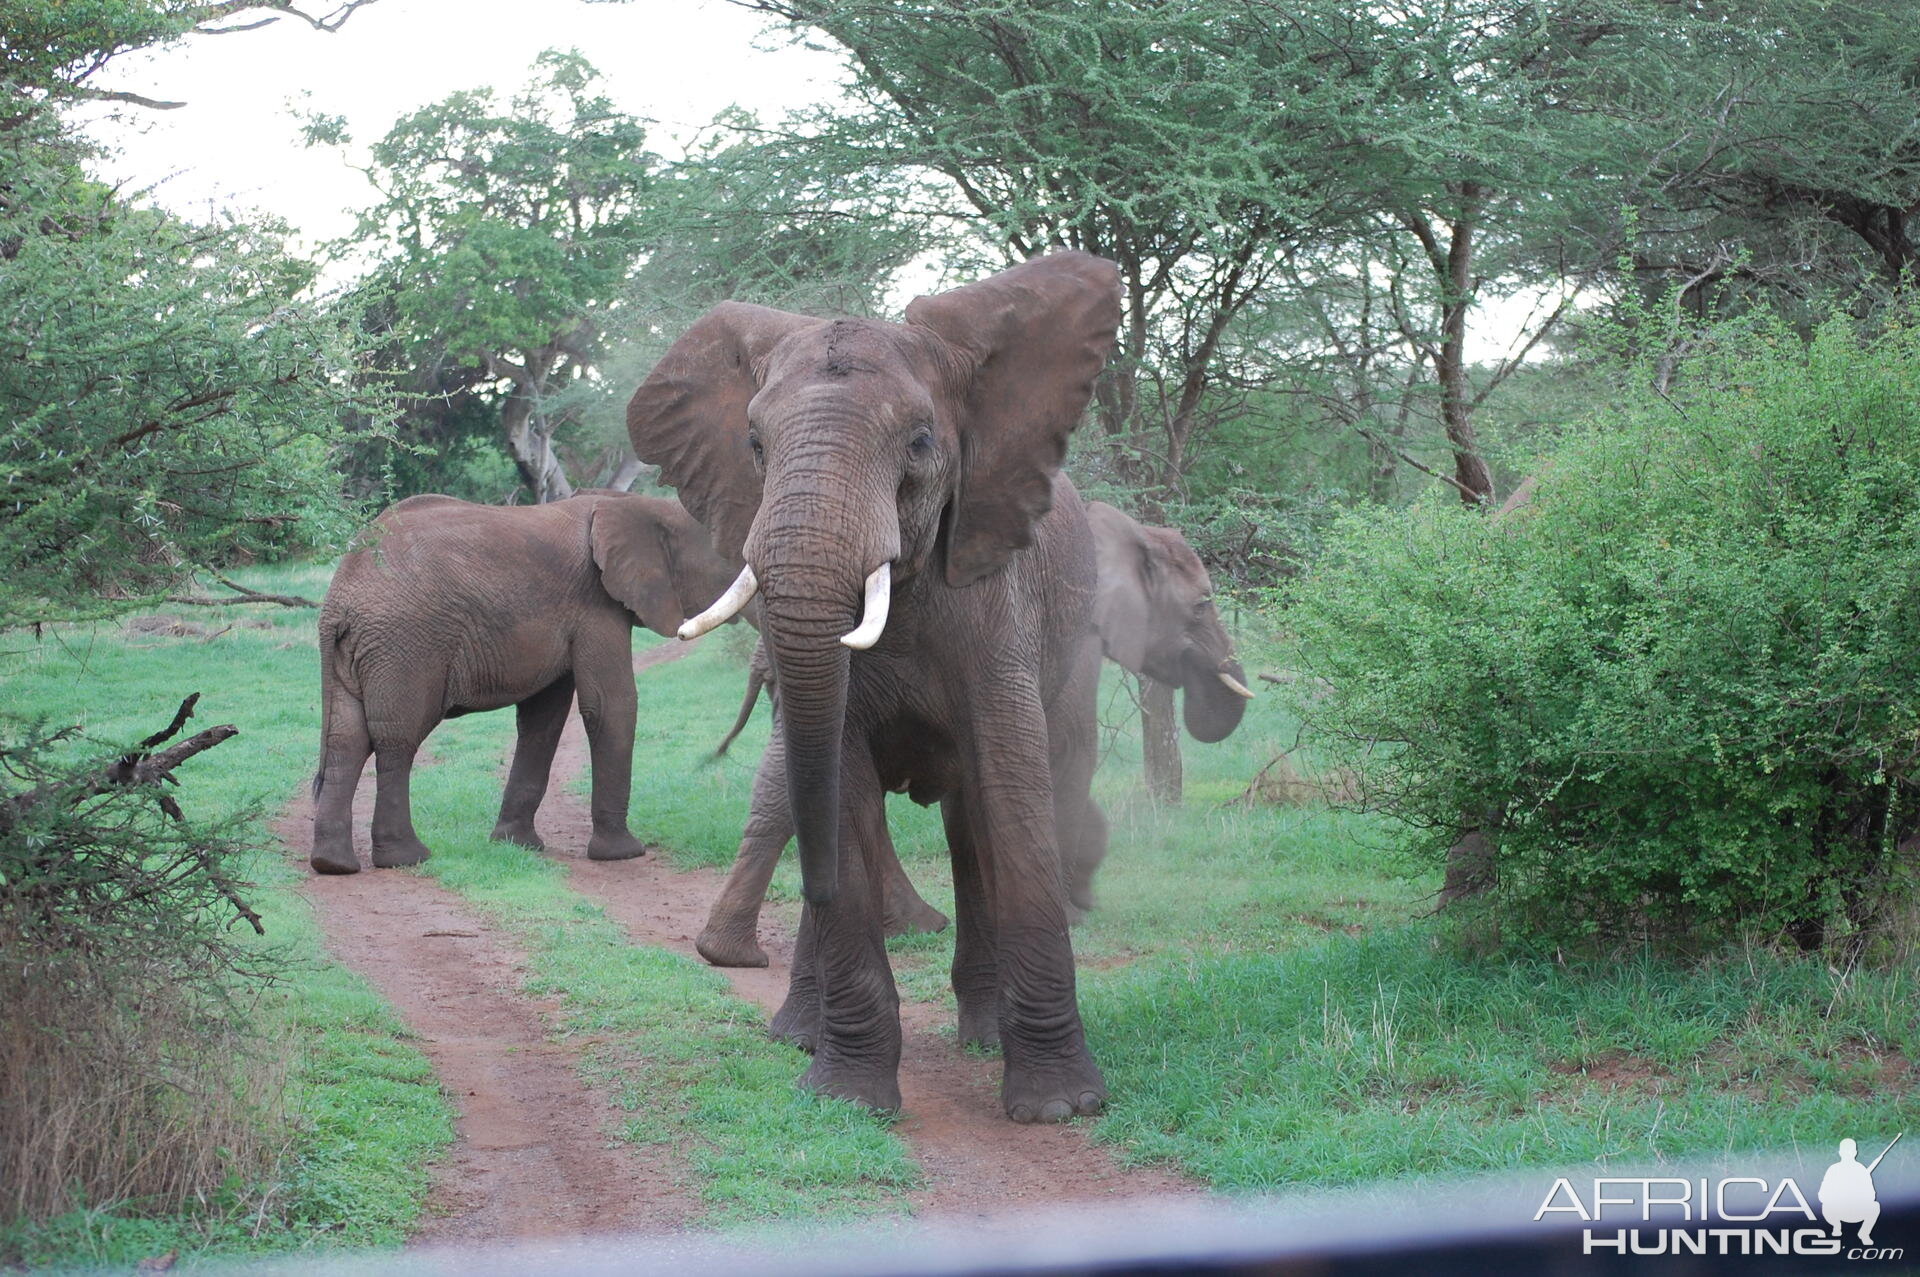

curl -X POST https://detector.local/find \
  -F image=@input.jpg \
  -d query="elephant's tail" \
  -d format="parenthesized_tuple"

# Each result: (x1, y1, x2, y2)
(313, 614, 343, 801)
(709, 664, 767, 761)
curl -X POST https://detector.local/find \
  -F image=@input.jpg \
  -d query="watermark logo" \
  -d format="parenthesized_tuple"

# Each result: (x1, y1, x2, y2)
(1534, 1133, 1903, 1260)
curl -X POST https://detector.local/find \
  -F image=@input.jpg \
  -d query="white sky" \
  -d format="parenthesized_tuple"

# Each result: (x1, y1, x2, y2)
(74, 0, 845, 252)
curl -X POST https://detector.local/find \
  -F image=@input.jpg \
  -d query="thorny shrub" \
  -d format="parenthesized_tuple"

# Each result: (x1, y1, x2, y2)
(0, 706, 284, 1225)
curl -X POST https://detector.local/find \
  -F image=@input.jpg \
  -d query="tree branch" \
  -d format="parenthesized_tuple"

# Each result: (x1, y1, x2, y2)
(1356, 427, 1480, 501)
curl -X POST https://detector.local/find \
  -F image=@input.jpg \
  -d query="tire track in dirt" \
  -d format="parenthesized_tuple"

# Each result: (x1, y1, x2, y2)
(277, 756, 701, 1246)
(539, 639, 1202, 1223)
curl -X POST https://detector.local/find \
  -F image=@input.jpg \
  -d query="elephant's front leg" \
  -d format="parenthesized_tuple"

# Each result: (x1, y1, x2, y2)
(970, 676, 1105, 1123)
(795, 746, 901, 1111)
(575, 635, 647, 862)
(699, 730, 793, 968)
(492, 673, 574, 851)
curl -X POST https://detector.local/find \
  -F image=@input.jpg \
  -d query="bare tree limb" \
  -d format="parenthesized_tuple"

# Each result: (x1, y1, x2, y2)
(72, 88, 187, 110)
(165, 572, 317, 609)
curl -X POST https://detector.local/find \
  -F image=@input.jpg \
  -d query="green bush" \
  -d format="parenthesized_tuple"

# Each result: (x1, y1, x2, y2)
(1286, 313, 1920, 950)
(0, 705, 283, 1226)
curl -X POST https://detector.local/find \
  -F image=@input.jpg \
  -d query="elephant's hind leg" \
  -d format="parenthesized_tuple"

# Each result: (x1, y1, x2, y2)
(944, 796, 1000, 1050)
(698, 826, 788, 968)
(492, 673, 574, 850)
(311, 690, 371, 875)
(364, 683, 439, 869)
(369, 737, 434, 868)
(879, 826, 948, 938)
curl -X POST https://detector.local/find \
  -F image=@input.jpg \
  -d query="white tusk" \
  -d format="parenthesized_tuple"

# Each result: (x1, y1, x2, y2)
(678, 564, 757, 640)
(1218, 671, 1256, 700)
(840, 562, 892, 649)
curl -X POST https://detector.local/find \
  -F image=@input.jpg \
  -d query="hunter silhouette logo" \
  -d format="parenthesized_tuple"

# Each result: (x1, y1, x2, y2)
(1536, 1132, 1905, 1259)
(1821, 1134, 1901, 1247)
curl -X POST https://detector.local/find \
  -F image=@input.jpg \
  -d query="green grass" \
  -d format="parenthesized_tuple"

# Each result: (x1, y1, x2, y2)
(384, 706, 922, 1225)
(0, 562, 454, 1267)
(617, 619, 1920, 1193)
(10, 560, 1915, 1255)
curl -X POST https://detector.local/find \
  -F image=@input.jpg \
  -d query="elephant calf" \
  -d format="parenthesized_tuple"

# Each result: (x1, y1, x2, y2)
(693, 500, 1253, 967)
(310, 491, 740, 874)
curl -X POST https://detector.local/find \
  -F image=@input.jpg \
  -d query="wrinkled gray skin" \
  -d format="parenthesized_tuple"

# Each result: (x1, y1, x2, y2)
(695, 503, 1249, 968)
(310, 492, 741, 874)
(627, 252, 1122, 1121)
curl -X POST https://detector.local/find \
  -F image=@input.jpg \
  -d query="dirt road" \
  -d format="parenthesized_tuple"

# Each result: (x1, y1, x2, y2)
(281, 638, 1197, 1242)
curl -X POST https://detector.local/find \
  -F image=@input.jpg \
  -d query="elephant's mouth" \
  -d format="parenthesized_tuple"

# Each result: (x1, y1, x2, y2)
(1178, 647, 1253, 743)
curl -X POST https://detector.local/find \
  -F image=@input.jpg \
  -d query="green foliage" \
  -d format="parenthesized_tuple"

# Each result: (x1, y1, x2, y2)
(1287, 311, 1920, 947)
(0, 577, 453, 1264)
(0, 132, 375, 623)
(0, 706, 276, 1225)
(326, 50, 656, 501)
(0, 0, 189, 106)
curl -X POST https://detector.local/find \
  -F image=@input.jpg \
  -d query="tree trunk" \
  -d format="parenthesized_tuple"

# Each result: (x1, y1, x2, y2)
(1140, 676, 1182, 805)
(1434, 195, 1494, 506)
(1439, 826, 1494, 907)
(501, 386, 574, 504)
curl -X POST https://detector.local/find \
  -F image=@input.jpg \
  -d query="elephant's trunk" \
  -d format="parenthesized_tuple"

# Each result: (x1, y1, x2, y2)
(763, 615, 849, 905)
(748, 470, 899, 907)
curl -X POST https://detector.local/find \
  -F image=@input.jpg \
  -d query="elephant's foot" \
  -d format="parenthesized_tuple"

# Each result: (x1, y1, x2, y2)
(490, 820, 544, 852)
(1001, 1047, 1106, 1124)
(769, 992, 821, 1054)
(309, 844, 361, 875)
(799, 1055, 901, 1113)
(586, 829, 648, 861)
(696, 918, 769, 969)
(370, 834, 431, 868)
(883, 896, 950, 938)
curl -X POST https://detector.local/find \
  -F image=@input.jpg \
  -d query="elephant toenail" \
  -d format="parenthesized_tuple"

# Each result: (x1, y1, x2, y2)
(1011, 1104, 1034, 1123)
(1040, 1099, 1073, 1122)
(1079, 1091, 1104, 1113)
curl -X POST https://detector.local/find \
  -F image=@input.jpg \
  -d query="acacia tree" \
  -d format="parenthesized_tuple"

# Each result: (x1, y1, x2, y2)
(322, 51, 654, 502)
(1608, 0, 1920, 314)
(735, 0, 1373, 499)
(1, 2, 383, 624)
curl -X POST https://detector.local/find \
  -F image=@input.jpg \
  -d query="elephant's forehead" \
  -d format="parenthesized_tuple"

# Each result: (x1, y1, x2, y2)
(766, 318, 927, 385)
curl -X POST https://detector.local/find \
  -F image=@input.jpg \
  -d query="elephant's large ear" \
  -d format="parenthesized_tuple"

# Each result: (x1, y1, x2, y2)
(588, 499, 681, 638)
(905, 252, 1122, 587)
(625, 302, 823, 562)
(1087, 501, 1153, 673)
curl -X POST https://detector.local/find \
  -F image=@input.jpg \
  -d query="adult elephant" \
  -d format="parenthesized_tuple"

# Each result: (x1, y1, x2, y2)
(693, 504, 1255, 969)
(310, 491, 741, 874)
(627, 252, 1122, 1121)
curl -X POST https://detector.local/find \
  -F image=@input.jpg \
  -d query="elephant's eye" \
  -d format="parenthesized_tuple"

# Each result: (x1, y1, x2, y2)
(907, 425, 935, 460)
(747, 430, 764, 467)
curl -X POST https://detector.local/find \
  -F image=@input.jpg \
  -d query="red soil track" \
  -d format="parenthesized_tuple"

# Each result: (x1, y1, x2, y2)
(278, 636, 1197, 1243)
